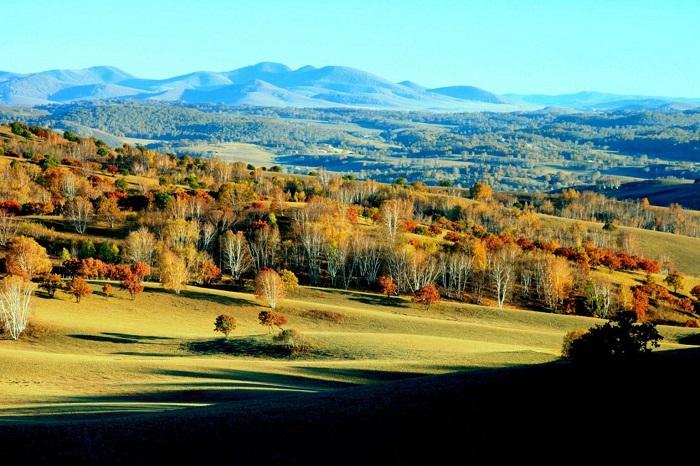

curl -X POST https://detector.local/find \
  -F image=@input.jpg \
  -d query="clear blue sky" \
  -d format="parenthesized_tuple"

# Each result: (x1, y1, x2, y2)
(2, 0, 699, 96)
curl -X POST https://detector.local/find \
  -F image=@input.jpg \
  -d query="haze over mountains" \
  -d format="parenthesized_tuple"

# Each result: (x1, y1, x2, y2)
(1, 62, 698, 111)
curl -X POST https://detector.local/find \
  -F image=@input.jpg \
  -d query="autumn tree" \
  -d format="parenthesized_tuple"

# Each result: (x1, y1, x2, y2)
(0, 276, 36, 340)
(0, 211, 19, 247)
(102, 283, 113, 297)
(197, 262, 222, 285)
(664, 271, 685, 293)
(220, 230, 252, 283)
(97, 197, 124, 228)
(691, 285, 700, 301)
(120, 272, 144, 300)
(214, 314, 237, 338)
(39, 274, 63, 298)
(279, 269, 299, 291)
(67, 277, 92, 303)
(488, 245, 519, 309)
(380, 199, 413, 242)
(125, 227, 157, 265)
(255, 269, 285, 309)
(632, 288, 649, 321)
(159, 248, 189, 294)
(414, 283, 440, 311)
(542, 255, 574, 312)
(470, 182, 493, 201)
(6, 236, 52, 280)
(65, 196, 93, 234)
(258, 310, 288, 333)
(378, 275, 398, 298)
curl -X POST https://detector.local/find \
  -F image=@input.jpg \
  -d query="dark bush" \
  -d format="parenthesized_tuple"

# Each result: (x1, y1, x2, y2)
(272, 329, 313, 354)
(563, 311, 662, 364)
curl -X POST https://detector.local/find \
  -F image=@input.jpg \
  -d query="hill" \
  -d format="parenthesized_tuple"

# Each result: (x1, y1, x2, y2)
(0, 63, 519, 111)
(2, 63, 699, 111)
(597, 179, 700, 210)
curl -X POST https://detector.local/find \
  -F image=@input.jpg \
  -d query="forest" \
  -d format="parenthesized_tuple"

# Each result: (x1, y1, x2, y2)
(2, 121, 700, 347)
(1, 103, 699, 195)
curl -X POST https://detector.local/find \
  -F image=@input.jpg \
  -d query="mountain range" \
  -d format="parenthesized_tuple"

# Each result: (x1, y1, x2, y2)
(1, 63, 699, 111)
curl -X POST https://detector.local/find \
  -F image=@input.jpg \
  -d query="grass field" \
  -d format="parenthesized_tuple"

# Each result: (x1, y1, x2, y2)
(2, 282, 699, 421)
(182, 142, 276, 165)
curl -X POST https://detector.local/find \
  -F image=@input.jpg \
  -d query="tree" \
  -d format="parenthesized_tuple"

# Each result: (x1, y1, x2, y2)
(125, 227, 157, 265)
(39, 274, 63, 298)
(197, 262, 222, 285)
(632, 288, 649, 321)
(255, 269, 285, 309)
(664, 271, 685, 293)
(488, 245, 518, 309)
(65, 196, 93, 234)
(102, 283, 113, 297)
(220, 230, 252, 284)
(130, 261, 151, 279)
(378, 275, 398, 298)
(97, 197, 124, 228)
(380, 199, 413, 242)
(585, 279, 613, 318)
(0, 211, 19, 247)
(67, 277, 91, 303)
(414, 283, 440, 311)
(159, 248, 188, 294)
(279, 269, 299, 291)
(542, 255, 574, 312)
(258, 310, 288, 333)
(120, 272, 144, 300)
(214, 314, 237, 338)
(0, 276, 36, 340)
(470, 182, 493, 201)
(562, 311, 662, 364)
(691, 285, 700, 301)
(6, 236, 52, 280)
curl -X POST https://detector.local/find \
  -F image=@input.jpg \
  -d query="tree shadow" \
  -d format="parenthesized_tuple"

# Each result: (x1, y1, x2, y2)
(677, 333, 700, 345)
(69, 332, 174, 344)
(145, 287, 256, 307)
(348, 295, 408, 308)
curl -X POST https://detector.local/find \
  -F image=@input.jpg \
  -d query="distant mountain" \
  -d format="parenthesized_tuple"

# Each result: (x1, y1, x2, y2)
(506, 91, 700, 111)
(431, 86, 506, 104)
(1, 64, 698, 111)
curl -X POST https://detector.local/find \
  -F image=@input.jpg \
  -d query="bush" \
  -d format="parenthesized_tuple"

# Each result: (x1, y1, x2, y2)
(23, 320, 49, 339)
(272, 328, 313, 354)
(561, 329, 590, 358)
(563, 311, 662, 364)
(214, 314, 237, 338)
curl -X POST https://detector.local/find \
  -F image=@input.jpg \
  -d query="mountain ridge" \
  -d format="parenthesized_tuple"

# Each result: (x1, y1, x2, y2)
(1, 63, 698, 111)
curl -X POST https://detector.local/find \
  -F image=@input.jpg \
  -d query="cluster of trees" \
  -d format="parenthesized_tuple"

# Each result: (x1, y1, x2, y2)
(1, 123, 699, 342)
(4, 103, 699, 194)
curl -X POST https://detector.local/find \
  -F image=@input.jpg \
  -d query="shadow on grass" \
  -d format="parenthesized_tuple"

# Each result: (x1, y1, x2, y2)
(145, 287, 256, 307)
(348, 295, 408, 308)
(185, 337, 303, 359)
(677, 333, 700, 345)
(69, 332, 174, 344)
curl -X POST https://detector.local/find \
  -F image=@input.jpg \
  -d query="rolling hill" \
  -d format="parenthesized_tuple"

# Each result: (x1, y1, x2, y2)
(2, 63, 698, 111)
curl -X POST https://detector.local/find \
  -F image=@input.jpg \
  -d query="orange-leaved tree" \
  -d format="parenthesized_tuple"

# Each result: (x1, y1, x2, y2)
(414, 283, 440, 311)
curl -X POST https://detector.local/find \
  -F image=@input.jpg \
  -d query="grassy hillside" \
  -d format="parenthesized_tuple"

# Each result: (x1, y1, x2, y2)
(2, 282, 698, 419)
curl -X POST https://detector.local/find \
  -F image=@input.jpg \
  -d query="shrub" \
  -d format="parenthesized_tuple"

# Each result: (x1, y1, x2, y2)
(23, 320, 49, 339)
(102, 283, 113, 297)
(39, 274, 63, 298)
(214, 314, 237, 338)
(258, 310, 288, 333)
(563, 311, 662, 364)
(279, 269, 299, 291)
(414, 283, 440, 311)
(561, 329, 590, 358)
(272, 328, 313, 354)
(378, 275, 397, 297)
(67, 277, 92, 303)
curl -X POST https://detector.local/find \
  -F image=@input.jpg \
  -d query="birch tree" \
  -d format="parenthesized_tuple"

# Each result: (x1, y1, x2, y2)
(221, 230, 252, 283)
(0, 276, 35, 340)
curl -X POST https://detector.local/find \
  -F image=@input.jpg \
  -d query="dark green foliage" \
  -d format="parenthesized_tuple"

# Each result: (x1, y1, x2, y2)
(63, 130, 79, 142)
(563, 311, 662, 364)
(213, 314, 237, 338)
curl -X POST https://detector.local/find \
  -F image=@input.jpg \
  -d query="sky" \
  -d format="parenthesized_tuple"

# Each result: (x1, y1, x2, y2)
(2, 0, 699, 96)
